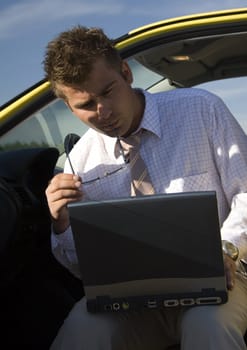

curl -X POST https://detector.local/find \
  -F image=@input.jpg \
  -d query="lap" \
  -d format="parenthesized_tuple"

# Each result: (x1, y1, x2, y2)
(50, 298, 182, 349)
(182, 274, 247, 334)
(50, 274, 247, 350)
(180, 274, 247, 349)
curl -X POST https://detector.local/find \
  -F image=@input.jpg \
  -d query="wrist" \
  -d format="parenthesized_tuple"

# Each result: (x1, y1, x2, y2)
(52, 218, 70, 235)
(222, 240, 239, 261)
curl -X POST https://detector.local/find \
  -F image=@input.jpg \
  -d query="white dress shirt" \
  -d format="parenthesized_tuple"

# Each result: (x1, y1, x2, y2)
(52, 88, 247, 279)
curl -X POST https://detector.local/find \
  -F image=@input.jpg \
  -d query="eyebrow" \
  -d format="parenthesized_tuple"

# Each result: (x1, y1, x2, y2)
(74, 81, 116, 109)
(96, 80, 115, 97)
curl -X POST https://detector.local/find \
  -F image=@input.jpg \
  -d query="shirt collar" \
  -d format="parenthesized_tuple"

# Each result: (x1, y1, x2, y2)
(138, 89, 162, 138)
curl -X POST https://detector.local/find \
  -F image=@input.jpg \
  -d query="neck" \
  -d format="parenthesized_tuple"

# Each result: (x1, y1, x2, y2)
(124, 90, 145, 137)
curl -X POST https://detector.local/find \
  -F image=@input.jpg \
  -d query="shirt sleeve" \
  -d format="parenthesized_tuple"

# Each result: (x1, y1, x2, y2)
(51, 226, 81, 279)
(50, 135, 89, 279)
(49, 152, 81, 278)
(209, 93, 247, 268)
(221, 193, 247, 272)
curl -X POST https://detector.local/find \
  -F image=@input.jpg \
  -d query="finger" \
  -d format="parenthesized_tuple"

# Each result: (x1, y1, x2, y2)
(223, 254, 236, 290)
(47, 175, 82, 193)
(47, 190, 83, 221)
(50, 188, 83, 202)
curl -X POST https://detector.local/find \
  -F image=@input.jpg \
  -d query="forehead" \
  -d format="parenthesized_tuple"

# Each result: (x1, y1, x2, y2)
(57, 85, 84, 101)
(57, 59, 120, 99)
(86, 61, 119, 89)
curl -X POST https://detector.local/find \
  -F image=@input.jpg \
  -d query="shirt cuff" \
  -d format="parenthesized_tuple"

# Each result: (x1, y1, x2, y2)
(51, 225, 75, 251)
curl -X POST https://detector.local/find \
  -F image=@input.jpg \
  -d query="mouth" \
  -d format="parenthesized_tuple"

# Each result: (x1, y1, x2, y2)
(101, 121, 120, 133)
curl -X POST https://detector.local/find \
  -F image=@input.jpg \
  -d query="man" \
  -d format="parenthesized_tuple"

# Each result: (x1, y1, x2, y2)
(44, 26, 247, 349)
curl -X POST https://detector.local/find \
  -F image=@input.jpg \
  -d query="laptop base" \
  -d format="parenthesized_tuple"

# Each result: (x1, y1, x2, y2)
(87, 290, 228, 313)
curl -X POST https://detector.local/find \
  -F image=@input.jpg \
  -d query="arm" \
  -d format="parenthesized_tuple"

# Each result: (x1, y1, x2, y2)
(45, 173, 83, 233)
(208, 93, 247, 287)
(221, 193, 247, 285)
(45, 172, 83, 277)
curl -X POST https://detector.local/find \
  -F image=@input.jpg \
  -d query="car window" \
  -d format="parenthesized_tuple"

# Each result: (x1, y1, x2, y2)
(128, 57, 175, 93)
(0, 99, 88, 169)
(196, 77, 247, 134)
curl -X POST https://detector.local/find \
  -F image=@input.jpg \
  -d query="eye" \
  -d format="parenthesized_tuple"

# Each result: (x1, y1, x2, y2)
(102, 88, 112, 97)
(76, 100, 95, 110)
(84, 101, 95, 108)
(101, 82, 116, 97)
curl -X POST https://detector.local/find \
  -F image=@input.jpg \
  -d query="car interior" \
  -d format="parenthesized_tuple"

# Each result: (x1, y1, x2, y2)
(1, 27, 247, 349)
(133, 31, 247, 88)
(0, 147, 84, 349)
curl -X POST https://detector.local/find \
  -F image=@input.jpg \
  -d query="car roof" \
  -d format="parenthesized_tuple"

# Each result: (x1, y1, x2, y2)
(1, 8, 247, 125)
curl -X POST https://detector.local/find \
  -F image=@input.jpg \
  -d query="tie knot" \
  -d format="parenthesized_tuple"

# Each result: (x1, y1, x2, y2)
(115, 130, 144, 164)
(119, 130, 155, 196)
(117, 133, 141, 164)
(121, 131, 142, 151)
(125, 134, 141, 148)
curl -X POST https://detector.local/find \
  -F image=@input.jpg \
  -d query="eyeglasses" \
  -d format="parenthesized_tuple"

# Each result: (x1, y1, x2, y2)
(65, 136, 129, 185)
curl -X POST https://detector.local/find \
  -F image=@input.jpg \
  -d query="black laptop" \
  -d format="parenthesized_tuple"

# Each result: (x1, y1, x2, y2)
(68, 191, 228, 312)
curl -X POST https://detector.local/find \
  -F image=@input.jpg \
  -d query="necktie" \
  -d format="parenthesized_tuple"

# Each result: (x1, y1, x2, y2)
(120, 131, 155, 196)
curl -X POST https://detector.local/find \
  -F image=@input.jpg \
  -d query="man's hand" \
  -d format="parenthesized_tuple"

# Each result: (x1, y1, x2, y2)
(45, 173, 83, 234)
(223, 253, 237, 290)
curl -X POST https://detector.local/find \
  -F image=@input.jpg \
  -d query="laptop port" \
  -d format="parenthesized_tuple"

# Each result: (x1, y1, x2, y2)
(113, 303, 120, 311)
(164, 299, 179, 307)
(104, 304, 113, 311)
(122, 302, 130, 310)
(180, 298, 195, 306)
(196, 297, 222, 305)
(147, 300, 158, 308)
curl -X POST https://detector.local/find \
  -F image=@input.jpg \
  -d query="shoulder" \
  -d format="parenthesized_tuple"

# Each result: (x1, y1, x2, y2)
(154, 87, 222, 103)
(151, 88, 227, 116)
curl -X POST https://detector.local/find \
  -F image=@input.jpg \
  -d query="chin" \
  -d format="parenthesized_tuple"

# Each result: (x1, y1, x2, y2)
(100, 129, 120, 138)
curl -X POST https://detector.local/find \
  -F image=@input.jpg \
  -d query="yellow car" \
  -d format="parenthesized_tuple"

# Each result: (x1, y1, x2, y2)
(0, 8, 247, 349)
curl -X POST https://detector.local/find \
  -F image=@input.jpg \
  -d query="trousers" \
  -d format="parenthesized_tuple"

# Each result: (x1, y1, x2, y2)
(50, 274, 247, 350)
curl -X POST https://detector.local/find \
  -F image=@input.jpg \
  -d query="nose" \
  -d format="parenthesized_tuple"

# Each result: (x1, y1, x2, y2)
(97, 101, 111, 120)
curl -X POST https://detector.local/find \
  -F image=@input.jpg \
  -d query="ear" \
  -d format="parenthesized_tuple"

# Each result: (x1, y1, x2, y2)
(121, 61, 133, 84)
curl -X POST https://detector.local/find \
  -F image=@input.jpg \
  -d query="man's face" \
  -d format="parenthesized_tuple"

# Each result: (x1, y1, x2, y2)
(57, 59, 144, 138)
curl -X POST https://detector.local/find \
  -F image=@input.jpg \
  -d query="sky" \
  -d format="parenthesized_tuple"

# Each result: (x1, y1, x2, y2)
(0, 0, 246, 106)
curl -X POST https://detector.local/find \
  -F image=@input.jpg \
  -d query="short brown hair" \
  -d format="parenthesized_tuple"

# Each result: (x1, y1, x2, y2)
(43, 26, 121, 97)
